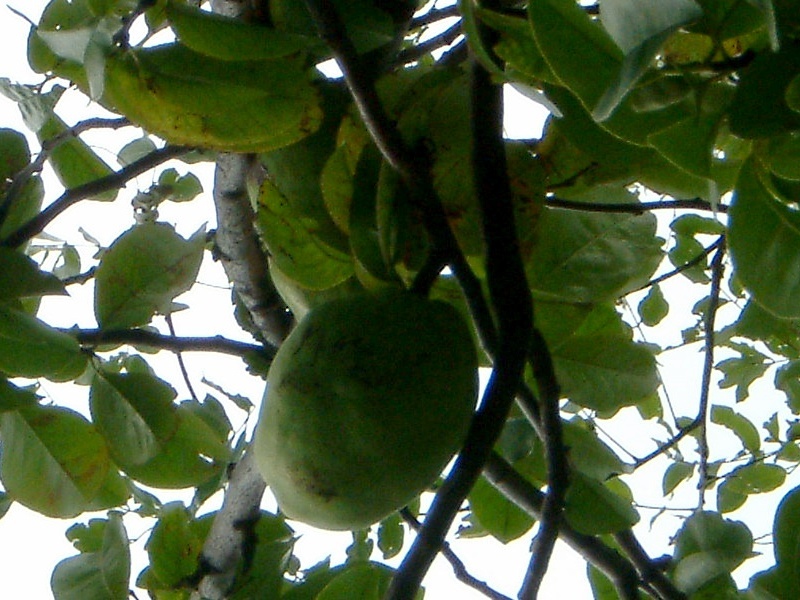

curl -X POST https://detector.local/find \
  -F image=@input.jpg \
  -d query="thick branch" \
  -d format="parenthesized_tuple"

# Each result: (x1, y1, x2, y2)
(388, 55, 536, 600)
(522, 330, 566, 599)
(614, 530, 686, 600)
(71, 328, 268, 359)
(212, 154, 293, 349)
(0, 145, 190, 248)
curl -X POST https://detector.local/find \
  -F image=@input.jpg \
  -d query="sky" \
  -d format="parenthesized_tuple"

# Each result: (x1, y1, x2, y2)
(0, 2, 797, 599)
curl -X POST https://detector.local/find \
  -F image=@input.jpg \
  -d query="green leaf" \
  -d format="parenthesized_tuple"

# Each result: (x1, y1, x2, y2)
(527, 206, 662, 303)
(257, 180, 354, 291)
(89, 371, 179, 468)
(0, 377, 38, 412)
(0, 405, 110, 518)
(594, 0, 703, 120)
(648, 83, 732, 178)
(146, 502, 206, 587)
(729, 159, 800, 318)
(117, 137, 157, 167)
(638, 284, 669, 326)
(663, 461, 695, 495)
(711, 405, 761, 453)
(38, 114, 116, 200)
(528, 0, 622, 112)
(94, 222, 205, 329)
(376, 513, 404, 560)
(716, 348, 769, 403)
(317, 562, 423, 600)
(228, 512, 296, 599)
(0, 248, 66, 300)
(102, 43, 322, 152)
(0, 305, 87, 381)
(563, 419, 630, 479)
(468, 475, 535, 544)
(588, 564, 621, 600)
(776, 361, 800, 412)
(166, 0, 314, 61)
(763, 132, 800, 180)
(158, 169, 202, 202)
(477, 8, 554, 83)
(51, 513, 130, 600)
(121, 400, 230, 489)
(604, 0, 703, 54)
(552, 333, 659, 413)
(724, 462, 786, 495)
(269, 0, 396, 56)
(717, 480, 748, 514)
(349, 146, 398, 285)
(564, 472, 639, 535)
(729, 44, 800, 138)
(774, 485, 800, 566)
(673, 511, 753, 594)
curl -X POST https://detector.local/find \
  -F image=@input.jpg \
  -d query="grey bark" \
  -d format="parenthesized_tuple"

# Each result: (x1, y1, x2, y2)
(191, 3, 289, 599)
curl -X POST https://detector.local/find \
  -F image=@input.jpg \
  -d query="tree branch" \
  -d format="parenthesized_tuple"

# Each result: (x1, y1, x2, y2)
(388, 52, 536, 600)
(545, 196, 728, 215)
(193, 450, 267, 600)
(304, 4, 535, 597)
(0, 117, 130, 230)
(631, 236, 724, 294)
(396, 21, 463, 67)
(0, 144, 191, 248)
(211, 153, 293, 349)
(633, 239, 726, 470)
(71, 328, 268, 359)
(483, 453, 644, 600)
(521, 331, 566, 600)
(399, 509, 513, 600)
(697, 239, 725, 508)
(614, 530, 685, 600)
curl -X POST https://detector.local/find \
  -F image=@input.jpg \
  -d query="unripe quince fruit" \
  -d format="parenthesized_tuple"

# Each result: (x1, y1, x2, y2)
(254, 290, 478, 530)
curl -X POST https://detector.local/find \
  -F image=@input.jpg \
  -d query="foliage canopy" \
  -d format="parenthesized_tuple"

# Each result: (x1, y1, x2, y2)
(4, 0, 800, 598)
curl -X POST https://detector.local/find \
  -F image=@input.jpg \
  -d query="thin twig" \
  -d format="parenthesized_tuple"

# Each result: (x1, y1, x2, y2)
(70, 328, 269, 359)
(399, 509, 513, 600)
(632, 239, 726, 469)
(631, 236, 724, 294)
(61, 266, 97, 286)
(697, 239, 726, 508)
(396, 21, 463, 66)
(165, 314, 199, 402)
(0, 145, 191, 248)
(545, 196, 728, 215)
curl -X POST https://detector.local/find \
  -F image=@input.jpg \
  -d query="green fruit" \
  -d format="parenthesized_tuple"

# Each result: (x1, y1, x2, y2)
(254, 290, 478, 530)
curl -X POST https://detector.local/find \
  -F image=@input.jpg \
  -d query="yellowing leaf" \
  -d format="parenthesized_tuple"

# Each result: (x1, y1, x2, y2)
(102, 43, 322, 152)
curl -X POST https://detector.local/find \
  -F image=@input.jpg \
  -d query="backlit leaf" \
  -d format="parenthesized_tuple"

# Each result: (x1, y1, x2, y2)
(94, 222, 205, 329)
(0, 405, 109, 518)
